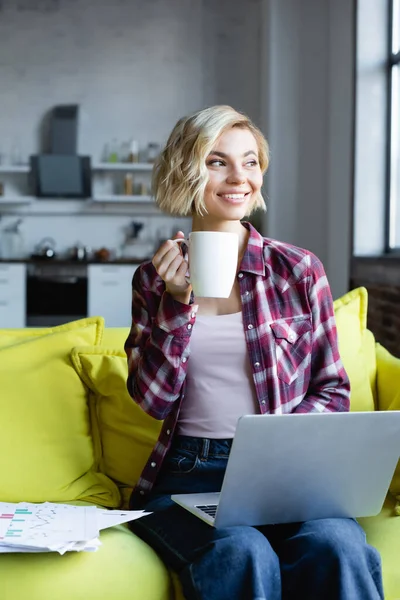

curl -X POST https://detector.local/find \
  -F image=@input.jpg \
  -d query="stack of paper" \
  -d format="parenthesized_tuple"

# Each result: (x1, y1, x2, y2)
(0, 501, 150, 554)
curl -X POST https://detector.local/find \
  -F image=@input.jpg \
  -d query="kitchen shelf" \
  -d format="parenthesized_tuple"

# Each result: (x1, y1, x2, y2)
(92, 162, 153, 172)
(92, 195, 153, 203)
(0, 165, 30, 173)
(0, 196, 34, 204)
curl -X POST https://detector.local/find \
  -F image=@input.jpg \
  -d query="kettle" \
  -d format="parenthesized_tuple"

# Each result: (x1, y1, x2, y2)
(34, 237, 57, 259)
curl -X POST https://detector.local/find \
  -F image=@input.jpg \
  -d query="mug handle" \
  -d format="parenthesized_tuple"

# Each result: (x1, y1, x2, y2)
(172, 238, 189, 246)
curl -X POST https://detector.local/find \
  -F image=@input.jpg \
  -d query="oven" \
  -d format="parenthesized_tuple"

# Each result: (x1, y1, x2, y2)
(26, 263, 88, 327)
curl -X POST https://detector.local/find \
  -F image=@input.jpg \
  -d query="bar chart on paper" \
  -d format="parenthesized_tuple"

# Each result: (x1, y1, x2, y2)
(0, 505, 33, 540)
(0, 502, 96, 546)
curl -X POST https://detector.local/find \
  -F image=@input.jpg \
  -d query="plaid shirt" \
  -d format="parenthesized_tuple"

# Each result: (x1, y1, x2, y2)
(125, 222, 350, 507)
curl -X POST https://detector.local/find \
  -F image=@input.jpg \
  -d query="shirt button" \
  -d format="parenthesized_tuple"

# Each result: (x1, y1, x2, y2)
(151, 462, 156, 468)
(166, 429, 171, 435)
(187, 324, 192, 330)
(238, 272, 244, 278)
(191, 312, 196, 318)
(140, 490, 145, 495)
(254, 362, 260, 368)
(288, 334, 295, 342)
(261, 400, 266, 405)
(245, 291, 250, 296)
(182, 357, 187, 363)
(247, 324, 253, 330)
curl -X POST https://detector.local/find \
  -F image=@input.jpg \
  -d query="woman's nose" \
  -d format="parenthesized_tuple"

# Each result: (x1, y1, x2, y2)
(226, 165, 246, 184)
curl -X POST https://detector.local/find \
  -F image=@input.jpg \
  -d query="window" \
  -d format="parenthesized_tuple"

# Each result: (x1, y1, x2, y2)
(388, 0, 400, 249)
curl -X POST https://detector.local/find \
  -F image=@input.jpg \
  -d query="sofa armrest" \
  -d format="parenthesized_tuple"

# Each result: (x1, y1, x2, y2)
(376, 343, 400, 499)
(375, 343, 400, 412)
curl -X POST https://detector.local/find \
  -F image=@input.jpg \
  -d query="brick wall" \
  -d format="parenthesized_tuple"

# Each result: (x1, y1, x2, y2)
(351, 257, 400, 358)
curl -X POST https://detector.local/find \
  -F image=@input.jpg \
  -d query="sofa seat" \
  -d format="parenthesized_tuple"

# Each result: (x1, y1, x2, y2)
(0, 493, 397, 600)
(359, 492, 400, 600)
(0, 518, 173, 600)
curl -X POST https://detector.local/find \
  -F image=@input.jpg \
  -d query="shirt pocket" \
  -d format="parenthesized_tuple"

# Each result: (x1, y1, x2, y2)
(269, 316, 312, 385)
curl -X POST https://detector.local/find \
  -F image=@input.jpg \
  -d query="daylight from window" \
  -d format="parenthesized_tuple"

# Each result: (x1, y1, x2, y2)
(390, 0, 400, 248)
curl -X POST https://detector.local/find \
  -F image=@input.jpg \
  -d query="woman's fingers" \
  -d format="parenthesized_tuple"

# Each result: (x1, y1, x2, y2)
(153, 240, 180, 271)
(164, 253, 186, 282)
(176, 258, 189, 278)
(151, 233, 190, 299)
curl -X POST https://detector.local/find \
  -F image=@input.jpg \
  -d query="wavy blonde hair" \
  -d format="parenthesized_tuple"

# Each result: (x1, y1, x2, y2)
(152, 105, 270, 217)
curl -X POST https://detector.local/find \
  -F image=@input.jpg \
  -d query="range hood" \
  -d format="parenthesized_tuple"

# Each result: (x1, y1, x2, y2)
(30, 105, 92, 199)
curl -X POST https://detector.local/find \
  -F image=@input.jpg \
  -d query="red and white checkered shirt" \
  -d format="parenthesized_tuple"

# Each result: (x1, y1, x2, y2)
(125, 222, 350, 506)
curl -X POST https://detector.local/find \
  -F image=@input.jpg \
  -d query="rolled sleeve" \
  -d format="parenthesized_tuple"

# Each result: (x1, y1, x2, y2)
(124, 266, 197, 420)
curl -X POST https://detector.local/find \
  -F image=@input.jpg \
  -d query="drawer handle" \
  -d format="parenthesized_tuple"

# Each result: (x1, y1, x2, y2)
(100, 267, 120, 272)
(0, 300, 9, 307)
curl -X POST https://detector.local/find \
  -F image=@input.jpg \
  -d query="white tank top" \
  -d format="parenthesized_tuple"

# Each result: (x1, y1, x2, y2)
(177, 311, 259, 438)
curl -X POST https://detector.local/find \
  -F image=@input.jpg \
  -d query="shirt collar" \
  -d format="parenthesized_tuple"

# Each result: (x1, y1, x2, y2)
(240, 221, 267, 276)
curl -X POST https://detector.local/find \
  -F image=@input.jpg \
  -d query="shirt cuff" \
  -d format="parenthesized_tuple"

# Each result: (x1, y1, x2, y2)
(155, 291, 199, 336)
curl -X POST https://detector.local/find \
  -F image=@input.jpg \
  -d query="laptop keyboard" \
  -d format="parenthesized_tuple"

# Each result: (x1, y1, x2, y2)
(195, 504, 218, 518)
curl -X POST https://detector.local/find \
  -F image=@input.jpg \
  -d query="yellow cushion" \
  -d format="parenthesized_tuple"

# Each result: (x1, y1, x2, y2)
(375, 343, 400, 497)
(333, 287, 376, 412)
(358, 493, 400, 600)
(71, 347, 162, 508)
(101, 327, 129, 350)
(0, 321, 95, 349)
(0, 318, 120, 507)
(0, 521, 172, 600)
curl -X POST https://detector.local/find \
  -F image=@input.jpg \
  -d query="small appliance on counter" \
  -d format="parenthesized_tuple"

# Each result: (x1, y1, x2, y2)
(0, 219, 25, 259)
(68, 243, 91, 262)
(120, 221, 154, 260)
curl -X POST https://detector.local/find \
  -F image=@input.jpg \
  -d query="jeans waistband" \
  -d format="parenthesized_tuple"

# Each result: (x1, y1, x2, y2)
(171, 435, 233, 459)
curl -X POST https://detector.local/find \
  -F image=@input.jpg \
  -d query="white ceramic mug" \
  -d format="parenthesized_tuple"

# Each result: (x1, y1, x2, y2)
(175, 231, 239, 298)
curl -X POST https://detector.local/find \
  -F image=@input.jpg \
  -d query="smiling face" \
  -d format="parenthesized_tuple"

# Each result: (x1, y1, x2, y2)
(202, 127, 264, 223)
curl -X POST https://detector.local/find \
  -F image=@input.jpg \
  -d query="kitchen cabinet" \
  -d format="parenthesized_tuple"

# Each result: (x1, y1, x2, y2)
(87, 264, 138, 327)
(0, 263, 26, 328)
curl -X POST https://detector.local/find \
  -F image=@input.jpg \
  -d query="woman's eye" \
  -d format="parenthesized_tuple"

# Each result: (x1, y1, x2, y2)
(246, 160, 258, 167)
(208, 159, 225, 167)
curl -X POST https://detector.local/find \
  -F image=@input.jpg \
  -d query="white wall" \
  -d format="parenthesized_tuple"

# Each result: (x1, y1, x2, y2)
(260, 0, 355, 298)
(0, 0, 262, 255)
(0, 0, 357, 298)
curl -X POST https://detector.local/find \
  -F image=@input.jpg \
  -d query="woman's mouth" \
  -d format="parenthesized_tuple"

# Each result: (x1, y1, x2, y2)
(218, 192, 251, 204)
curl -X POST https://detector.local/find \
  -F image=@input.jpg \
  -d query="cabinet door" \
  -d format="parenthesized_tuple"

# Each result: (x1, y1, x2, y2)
(0, 263, 26, 328)
(88, 264, 138, 327)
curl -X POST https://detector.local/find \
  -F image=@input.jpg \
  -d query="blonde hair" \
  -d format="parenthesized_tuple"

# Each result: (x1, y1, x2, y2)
(152, 105, 270, 217)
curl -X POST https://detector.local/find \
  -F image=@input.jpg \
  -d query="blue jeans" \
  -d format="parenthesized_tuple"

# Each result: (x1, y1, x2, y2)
(129, 436, 383, 600)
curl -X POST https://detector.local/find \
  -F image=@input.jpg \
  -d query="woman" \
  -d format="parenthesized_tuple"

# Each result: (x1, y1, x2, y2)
(125, 105, 383, 600)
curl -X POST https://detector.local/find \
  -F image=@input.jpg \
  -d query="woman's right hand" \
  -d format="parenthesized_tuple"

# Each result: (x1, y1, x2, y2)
(152, 231, 192, 304)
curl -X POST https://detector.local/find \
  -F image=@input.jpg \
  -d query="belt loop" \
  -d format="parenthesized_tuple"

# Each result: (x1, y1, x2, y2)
(200, 438, 210, 460)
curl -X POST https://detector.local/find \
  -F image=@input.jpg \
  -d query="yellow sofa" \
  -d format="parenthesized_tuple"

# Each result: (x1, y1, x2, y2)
(0, 287, 399, 600)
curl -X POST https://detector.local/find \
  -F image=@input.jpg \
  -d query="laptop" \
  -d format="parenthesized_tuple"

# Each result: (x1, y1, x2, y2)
(171, 411, 400, 528)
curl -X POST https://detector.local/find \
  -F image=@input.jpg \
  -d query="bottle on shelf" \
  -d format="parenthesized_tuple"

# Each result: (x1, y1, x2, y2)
(129, 139, 139, 163)
(108, 138, 119, 163)
(147, 143, 160, 163)
(124, 173, 133, 195)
